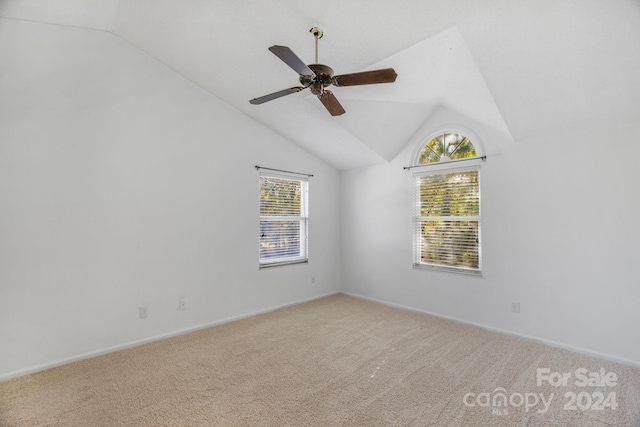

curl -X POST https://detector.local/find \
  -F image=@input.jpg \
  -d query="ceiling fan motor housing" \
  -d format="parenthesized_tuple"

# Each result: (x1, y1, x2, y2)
(300, 64, 334, 94)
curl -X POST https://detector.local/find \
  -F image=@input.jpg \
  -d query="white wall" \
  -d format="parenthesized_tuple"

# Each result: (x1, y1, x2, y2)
(0, 18, 340, 379)
(341, 115, 640, 366)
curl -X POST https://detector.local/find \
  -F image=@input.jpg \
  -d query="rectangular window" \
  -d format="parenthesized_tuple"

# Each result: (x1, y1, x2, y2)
(413, 165, 481, 276)
(259, 172, 308, 267)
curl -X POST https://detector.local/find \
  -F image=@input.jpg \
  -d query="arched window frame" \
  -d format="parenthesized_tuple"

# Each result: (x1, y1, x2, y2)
(412, 127, 485, 167)
(411, 128, 484, 276)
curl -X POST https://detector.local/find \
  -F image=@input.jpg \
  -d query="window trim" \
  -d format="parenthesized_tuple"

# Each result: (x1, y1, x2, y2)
(412, 159, 483, 277)
(258, 170, 309, 269)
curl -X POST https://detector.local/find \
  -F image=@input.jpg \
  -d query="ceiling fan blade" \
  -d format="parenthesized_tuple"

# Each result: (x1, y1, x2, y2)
(268, 45, 315, 77)
(249, 86, 306, 105)
(332, 68, 398, 87)
(318, 90, 345, 116)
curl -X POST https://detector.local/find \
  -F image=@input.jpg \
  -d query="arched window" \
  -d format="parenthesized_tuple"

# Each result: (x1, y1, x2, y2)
(412, 131, 482, 276)
(417, 132, 477, 164)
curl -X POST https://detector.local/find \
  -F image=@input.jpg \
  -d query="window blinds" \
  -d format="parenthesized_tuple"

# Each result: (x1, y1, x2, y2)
(413, 166, 481, 275)
(259, 172, 309, 267)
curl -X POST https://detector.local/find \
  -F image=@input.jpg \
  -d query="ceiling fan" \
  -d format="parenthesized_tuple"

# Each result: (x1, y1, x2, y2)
(249, 27, 397, 116)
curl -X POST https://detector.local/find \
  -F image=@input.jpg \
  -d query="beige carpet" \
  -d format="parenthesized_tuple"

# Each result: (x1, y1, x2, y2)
(1, 294, 639, 426)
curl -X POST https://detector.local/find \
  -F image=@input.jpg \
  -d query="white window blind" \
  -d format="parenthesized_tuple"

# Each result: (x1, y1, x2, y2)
(413, 165, 481, 276)
(259, 172, 308, 267)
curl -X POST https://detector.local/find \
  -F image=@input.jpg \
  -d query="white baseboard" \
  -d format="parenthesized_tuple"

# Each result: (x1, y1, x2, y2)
(0, 291, 340, 382)
(341, 291, 640, 369)
(5, 289, 636, 382)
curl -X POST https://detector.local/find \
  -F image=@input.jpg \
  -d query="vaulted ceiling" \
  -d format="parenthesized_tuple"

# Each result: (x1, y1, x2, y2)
(2, 0, 639, 170)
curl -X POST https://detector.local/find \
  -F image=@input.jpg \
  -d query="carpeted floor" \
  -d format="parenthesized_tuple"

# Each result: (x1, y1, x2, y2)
(1, 294, 639, 426)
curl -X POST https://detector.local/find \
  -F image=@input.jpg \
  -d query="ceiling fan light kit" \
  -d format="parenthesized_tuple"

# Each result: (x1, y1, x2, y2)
(249, 26, 397, 116)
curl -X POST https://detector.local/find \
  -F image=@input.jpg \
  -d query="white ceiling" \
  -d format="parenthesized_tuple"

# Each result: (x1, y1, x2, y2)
(2, 0, 640, 170)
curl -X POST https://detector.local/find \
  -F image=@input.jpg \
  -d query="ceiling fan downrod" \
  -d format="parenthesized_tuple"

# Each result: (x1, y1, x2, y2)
(310, 26, 323, 64)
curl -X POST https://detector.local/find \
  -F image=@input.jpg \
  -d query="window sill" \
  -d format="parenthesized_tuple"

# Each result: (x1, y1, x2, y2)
(413, 263, 483, 277)
(259, 259, 308, 269)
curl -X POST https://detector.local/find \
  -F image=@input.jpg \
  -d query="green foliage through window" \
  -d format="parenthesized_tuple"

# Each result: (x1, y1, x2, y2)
(414, 168, 481, 273)
(418, 133, 476, 164)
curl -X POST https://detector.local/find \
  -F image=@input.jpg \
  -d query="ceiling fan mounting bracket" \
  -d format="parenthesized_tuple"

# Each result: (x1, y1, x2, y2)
(309, 26, 323, 39)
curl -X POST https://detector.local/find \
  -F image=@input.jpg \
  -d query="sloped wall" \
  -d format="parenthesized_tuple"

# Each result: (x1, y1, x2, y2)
(0, 19, 340, 379)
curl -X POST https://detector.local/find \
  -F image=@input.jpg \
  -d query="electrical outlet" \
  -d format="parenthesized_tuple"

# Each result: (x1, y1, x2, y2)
(139, 306, 148, 318)
(511, 302, 520, 313)
(179, 299, 187, 310)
